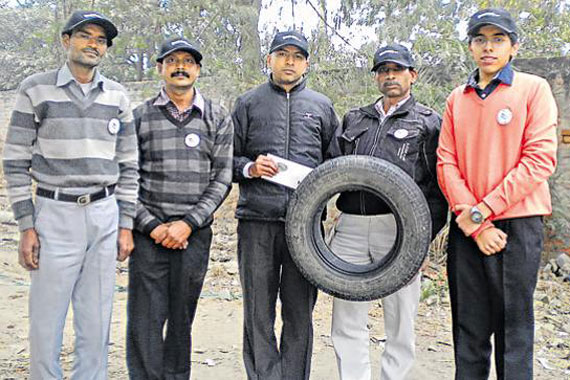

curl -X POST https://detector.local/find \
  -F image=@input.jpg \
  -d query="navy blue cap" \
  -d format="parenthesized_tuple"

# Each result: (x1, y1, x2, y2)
(62, 10, 118, 47)
(468, 8, 518, 37)
(156, 37, 203, 65)
(269, 31, 309, 57)
(371, 44, 414, 72)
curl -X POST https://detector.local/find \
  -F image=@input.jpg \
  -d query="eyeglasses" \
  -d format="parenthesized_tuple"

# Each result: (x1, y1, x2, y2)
(73, 31, 107, 46)
(375, 66, 407, 75)
(273, 50, 306, 62)
(163, 56, 197, 66)
(471, 35, 508, 47)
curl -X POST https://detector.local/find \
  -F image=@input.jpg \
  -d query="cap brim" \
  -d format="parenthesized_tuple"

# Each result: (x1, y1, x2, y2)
(64, 18, 118, 44)
(371, 59, 413, 72)
(156, 47, 203, 64)
(269, 42, 309, 57)
(468, 21, 514, 36)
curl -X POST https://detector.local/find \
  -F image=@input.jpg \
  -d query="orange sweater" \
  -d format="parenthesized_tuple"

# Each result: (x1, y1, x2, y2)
(437, 71, 558, 225)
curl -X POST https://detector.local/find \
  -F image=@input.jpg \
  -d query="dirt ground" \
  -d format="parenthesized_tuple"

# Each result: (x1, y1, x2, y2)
(0, 188, 569, 379)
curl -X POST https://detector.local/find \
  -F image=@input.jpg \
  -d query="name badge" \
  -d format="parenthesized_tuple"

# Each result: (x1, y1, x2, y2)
(497, 108, 512, 125)
(107, 118, 120, 134)
(394, 129, 409, 139)
(185, 133, 200, 148)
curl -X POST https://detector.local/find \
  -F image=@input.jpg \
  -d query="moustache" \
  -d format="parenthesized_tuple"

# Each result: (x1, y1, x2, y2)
(171, 71, 190, 78)
(83, 48, 99, 56)
(383, 81, 400, 88)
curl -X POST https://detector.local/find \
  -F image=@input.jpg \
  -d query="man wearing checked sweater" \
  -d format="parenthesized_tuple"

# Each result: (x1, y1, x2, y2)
(2, 11, 138, 379)
(126, 37, 233, 378)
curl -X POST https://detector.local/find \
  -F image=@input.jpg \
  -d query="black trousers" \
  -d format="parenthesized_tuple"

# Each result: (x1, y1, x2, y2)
(237, 220, 318, 380)
(447, 216, 543, 380)
(126, 227, 212, 380)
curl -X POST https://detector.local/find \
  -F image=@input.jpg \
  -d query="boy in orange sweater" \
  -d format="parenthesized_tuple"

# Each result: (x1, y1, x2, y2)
(436, 8, 558, 380)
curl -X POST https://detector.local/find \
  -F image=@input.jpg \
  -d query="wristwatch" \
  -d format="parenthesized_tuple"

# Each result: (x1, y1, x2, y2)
(470, 206, 484, 224)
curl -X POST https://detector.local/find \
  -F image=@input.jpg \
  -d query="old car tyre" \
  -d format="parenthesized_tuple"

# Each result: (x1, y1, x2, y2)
(285, 155, 432, 301)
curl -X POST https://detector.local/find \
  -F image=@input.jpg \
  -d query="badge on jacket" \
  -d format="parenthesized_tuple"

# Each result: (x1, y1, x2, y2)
(497, 108, 513, 125)
(394, 129, 409, 139)
(107, 118, 120, 135)
(185, 133, 200, 148)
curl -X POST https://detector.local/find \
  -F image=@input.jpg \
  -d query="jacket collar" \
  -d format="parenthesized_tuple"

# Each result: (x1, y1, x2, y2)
(359, 95, 416, 119)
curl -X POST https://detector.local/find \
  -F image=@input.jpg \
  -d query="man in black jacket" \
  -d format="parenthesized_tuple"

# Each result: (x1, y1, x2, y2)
(328, 44, 447, 380)
(232, 30, 339, 379)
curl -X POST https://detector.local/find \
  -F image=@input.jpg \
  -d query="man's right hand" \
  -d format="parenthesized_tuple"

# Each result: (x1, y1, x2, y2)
(249, 155, 279, 178)
(150, 224, 170, 244)
(19, 228, 40, 270)
(475, 227, 507, 256)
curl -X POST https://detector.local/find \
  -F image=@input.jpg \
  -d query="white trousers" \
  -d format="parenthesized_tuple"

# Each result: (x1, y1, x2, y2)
(330, 213, 421, 380)
(29, 195, 118, 380)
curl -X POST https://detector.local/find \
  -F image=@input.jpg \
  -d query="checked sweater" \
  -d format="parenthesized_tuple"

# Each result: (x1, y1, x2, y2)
(2, 64, 139, 231)
(134, 92, 233, 234)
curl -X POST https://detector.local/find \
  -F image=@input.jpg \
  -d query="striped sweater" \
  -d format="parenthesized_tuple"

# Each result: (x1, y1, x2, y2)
(134, 91, 233, 234)
(2, 64, 139, 231)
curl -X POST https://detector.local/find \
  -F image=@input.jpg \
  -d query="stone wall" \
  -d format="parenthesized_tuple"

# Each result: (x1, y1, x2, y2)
(513, 57, 570, 259)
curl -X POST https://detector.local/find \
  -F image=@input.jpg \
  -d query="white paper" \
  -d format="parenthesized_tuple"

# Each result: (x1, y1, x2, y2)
(261, 154, 313, 190)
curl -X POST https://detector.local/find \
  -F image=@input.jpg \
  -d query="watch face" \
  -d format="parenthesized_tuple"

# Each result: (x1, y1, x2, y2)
(471, 210, 483, 224)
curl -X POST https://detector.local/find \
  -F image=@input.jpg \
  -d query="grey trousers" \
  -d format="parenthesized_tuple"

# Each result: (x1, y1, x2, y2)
(330, 214, 421, 380)
(237, 220, 317, 380)
(127, 227, 212, 380)
(29, 194, 118, 380)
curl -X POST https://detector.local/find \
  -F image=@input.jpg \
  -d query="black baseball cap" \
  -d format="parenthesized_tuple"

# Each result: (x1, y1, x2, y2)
(371, 44, 414, 72)
(156, 37, 203, 65)
(269, 31, 309, 57)
(467, 8, 518, 37)
(62, 10, 118, 47)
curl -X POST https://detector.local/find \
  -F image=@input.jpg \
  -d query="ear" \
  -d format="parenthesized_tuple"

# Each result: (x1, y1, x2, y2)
(266, 54, 272, 67)
(410, 69, 418, 84)
(510, 42, 520, 58)
(61, 33, 71, 50)
(156, 62, 163, 75)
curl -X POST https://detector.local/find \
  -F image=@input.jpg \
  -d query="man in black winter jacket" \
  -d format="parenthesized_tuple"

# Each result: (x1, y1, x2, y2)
(328, 44, 447, 380)
(232, 30, 339, 380)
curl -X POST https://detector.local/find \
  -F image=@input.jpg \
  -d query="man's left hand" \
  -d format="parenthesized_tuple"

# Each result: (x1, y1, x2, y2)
(117, 228, 135, 261)
(455, 203, 492, 236)
(161, 220, 192, 250)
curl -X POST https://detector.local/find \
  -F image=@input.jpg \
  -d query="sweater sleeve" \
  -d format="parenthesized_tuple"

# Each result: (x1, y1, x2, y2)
(482, 79, 557, 216)
(114, 90, 139, 230)
(436, 91, 479, 209)
(2, 82, 37, 231)
(183, 107, 234, 230)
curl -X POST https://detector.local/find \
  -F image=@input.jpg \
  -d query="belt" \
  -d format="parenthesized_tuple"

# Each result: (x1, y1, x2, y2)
(36, 185, 115, 206)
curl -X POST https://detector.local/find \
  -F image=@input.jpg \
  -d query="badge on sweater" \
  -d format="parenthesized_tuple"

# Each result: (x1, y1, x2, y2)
(394, 129, 409, 139)
(107, 118, 120, 135)
(496, 108, 513, 125)
(185, 133, 200, 148)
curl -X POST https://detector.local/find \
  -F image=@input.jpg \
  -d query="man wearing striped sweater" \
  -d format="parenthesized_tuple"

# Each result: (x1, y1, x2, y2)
(126, 37, 233, 378)
(2, 11, 138, 379)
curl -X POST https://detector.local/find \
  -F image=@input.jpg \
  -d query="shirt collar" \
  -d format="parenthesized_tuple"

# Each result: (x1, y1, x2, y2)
(153, 87, 204, 118)
(374, 95, 411, 118)
(56, 63, 105, 90)
(465, 62, 514, 91)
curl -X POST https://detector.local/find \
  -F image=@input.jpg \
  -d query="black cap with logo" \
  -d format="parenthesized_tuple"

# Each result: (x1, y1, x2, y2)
(371, 44, 414, 72)
(62, 10, 118, 47)
(156, 37, 203, 65)
(269, 31, 309, 57)
(467, 8, 518, 37)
